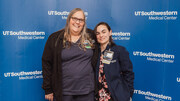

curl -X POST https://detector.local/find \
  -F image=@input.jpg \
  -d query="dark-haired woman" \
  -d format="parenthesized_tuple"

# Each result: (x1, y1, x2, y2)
(94, 22, 134, 101)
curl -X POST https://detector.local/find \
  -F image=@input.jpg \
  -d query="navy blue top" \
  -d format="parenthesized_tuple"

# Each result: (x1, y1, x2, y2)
(95, 44, 134, 101)
(61, 40, 94, 95)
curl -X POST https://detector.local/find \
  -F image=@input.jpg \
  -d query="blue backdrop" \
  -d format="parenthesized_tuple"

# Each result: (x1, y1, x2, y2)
(0, 0, 180, 101)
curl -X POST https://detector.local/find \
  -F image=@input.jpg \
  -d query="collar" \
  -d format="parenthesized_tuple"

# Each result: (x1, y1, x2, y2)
(100, 44, 111, 55)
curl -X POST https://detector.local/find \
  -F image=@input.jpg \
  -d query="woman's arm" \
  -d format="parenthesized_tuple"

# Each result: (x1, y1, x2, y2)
(118, 46, 134, 97)
(42, 35, 54, 95)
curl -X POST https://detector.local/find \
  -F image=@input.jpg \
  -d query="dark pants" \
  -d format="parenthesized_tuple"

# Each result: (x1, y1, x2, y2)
(54, 92, 94, 101)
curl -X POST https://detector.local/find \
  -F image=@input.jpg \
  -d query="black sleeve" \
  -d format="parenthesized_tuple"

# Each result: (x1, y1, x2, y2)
(118, 46, 134, 97)
(87, 28, 99, 70)
(42, 35, 54, 94)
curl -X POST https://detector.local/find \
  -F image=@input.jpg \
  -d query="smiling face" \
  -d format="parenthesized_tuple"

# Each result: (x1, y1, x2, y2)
(96, 25, 112, 45)
(69, 11, 85, 35)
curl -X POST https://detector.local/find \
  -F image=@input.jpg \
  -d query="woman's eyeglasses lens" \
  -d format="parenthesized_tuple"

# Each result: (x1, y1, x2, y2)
(71, 17, 85, 23)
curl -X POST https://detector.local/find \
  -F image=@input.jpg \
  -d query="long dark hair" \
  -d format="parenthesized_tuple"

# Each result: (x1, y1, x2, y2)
(94, 22, 115, 47)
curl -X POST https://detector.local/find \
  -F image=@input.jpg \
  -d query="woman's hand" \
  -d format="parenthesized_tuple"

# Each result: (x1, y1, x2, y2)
(45, 93, 53, 101)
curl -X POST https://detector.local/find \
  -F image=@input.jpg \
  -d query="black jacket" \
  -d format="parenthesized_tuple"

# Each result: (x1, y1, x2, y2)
(95, 44, 134, 101)
(42, 28, 98, 101)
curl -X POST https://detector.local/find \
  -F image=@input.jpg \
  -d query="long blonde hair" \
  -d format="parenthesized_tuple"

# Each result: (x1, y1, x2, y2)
(63, 8, 94, 50)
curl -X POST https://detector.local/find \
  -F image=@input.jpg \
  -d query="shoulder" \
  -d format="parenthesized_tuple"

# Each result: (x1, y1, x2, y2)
(86, 28, 96, 41)
(46, 29, 65, 44)
(45, 29, 65, 48)
(112, 45, 131, 61)
(48, 29, 65, 40)
(116, 45, 126, 51)
(86, 28, 93, 34)
(112, 45, 128, 54)
(86, 28, 94, 37)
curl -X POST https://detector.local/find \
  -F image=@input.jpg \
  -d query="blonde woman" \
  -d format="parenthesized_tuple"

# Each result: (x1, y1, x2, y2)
(42, 8, 98, 101)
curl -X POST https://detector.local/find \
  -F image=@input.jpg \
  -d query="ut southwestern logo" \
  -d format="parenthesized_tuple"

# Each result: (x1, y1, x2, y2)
(2, 31, 45, 40)
(177, 77, 180, 82)
(134, 89, 172, 101)
(112, 32, 131, 40)
(133, 51, 175, 63)
(48, 10, 88, 20)
(134, 11, 178, 20)
(4, 70, 43, 80)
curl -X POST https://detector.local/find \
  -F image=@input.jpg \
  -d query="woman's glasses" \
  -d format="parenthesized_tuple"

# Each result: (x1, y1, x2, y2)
(71, 17, 85, 23)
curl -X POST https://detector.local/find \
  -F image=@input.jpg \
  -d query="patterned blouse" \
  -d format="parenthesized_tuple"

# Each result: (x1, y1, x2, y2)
(97, 55, 113, 101)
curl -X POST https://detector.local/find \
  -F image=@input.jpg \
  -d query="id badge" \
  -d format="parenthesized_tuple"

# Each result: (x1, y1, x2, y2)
(83, 40, 91, 49)
(102, 50, 114, 64)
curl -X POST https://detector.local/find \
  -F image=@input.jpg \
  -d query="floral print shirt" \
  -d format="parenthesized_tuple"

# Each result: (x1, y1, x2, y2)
(97, 55, 113, 101)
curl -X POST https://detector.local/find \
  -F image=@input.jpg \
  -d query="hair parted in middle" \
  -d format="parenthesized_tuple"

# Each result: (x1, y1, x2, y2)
(94, 22, 115, 47)
(63, 8, 94, 50)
